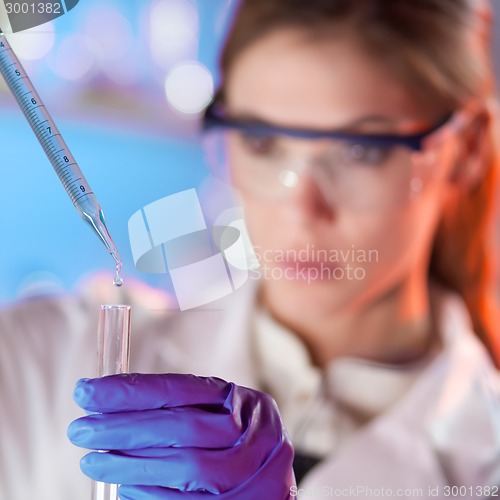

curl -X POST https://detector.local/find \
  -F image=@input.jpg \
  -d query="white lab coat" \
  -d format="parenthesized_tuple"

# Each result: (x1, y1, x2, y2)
(0, 275, 498, 500)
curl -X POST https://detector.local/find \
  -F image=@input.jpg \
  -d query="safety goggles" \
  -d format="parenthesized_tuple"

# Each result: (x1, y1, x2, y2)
(202, 101, 460, 210)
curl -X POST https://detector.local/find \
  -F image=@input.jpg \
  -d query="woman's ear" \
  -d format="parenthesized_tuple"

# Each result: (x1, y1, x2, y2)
(448, 108, 490, 190)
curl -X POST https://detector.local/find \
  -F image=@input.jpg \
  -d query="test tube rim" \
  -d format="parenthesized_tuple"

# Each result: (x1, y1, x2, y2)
(99, 304, 131, 310)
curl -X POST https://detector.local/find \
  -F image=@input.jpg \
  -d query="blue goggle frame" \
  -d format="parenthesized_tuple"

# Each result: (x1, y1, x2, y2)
(202, 101, 453, 152)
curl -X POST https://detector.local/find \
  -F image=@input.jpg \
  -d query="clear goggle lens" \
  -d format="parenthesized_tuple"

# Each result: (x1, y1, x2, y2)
(202, 127, 452, 211)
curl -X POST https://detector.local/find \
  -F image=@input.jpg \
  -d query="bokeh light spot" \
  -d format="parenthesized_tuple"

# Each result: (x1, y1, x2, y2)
(6, 22, 55, 61)
(50, 35, 97, 81)
(165, 61, 214, 114)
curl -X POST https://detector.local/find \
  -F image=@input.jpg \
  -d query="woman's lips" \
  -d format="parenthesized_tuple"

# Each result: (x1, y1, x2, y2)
(274, 260, 342, 281)
(278, 260, 340, 271)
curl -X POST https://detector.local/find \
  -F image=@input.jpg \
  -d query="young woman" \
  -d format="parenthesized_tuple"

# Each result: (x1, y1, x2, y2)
(2, 1, 500, 499)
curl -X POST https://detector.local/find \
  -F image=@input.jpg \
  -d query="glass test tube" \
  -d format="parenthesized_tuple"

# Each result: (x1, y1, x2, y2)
(91, 305, 131, 500)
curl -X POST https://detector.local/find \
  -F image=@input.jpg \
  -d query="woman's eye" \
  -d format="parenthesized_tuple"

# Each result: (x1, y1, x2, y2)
(239, 133, 277, 155)
(346, 143, 392, 165)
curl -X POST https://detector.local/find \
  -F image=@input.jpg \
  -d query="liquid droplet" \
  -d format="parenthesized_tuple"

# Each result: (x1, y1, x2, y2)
(113, 261, 123, 287)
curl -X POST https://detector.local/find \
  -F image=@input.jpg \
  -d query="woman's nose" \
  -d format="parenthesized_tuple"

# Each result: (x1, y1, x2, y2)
(284, 165, 336, 224)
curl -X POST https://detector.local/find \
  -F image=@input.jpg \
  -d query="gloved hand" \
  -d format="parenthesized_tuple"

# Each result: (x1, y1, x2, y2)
(67, 373, 295, 499)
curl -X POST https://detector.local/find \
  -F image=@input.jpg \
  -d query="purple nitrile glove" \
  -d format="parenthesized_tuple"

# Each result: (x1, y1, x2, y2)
(67, 373, 295, 499)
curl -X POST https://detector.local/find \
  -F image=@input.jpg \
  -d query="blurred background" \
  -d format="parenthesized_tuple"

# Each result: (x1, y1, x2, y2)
(1, 0, 499, 303)
(0, 0, 238, 302)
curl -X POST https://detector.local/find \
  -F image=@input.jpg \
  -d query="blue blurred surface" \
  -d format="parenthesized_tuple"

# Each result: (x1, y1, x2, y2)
(0, 109, 209, 302)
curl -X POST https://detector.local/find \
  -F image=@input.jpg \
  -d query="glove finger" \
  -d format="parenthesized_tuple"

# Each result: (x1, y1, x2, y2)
(68, 407, 246, 450)
(119, 485, 218, 500)
(116, 436, 295, 500)
(118, 485, 265, 500)
(80, 444, 270, 493)
(74, 374, 232, 413)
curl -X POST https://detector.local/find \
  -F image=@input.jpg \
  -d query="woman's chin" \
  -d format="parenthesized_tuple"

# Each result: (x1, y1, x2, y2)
(260, 269, 366, 314)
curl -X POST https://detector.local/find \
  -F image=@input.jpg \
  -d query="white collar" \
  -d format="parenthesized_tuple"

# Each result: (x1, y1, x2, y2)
(252, 281, 465, 422)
